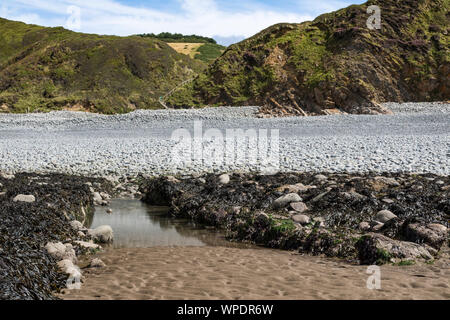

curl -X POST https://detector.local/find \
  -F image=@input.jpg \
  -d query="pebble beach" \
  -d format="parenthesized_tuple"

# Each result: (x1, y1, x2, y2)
(0, 102, 448, 177)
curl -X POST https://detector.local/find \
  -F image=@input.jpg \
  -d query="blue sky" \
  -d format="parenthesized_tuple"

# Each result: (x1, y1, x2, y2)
(0, 0, 365, 45)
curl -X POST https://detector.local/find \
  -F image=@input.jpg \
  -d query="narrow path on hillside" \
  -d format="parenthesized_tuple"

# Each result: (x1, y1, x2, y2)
(158, 76, 196, 109)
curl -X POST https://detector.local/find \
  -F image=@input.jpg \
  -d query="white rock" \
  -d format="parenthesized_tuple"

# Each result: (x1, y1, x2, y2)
(58, 259, 82, 288)
(375, 210, 397, 223)
(70, 220, 84, 231)
(93, 192, 103, 205)
(0, 172, 14, 180)
(218, 174, 230, 184)
(427, 224, 447, 233)
(100, 192, 111, 200)
(273, 193, 302, 208)
(74, 240, 101, 250)
(88, 225, 114, 243)
(313, 217, 326, 227)
(314, 174, 328, 181)
(277, 183, 310, 193)
(13, 194, 35, 203)
(292, 214, 310, 225)
(45, 242, 77, 264)
(290, 202, 308, 213)
(374, 177, 400, 187)
(106, 208, 113, 214)
(89, 258, 106, 268)
(57, 259, 76, 274)
(167, 176, 181, 183)
(359, 222, 371, 231)
(372, 221, 385, 231)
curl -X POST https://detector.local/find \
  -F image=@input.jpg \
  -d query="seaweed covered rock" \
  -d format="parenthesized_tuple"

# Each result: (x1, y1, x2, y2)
(88, 225, 114, 244)
(273, 193, 302, 208)
(140, 176, 184, 206)
(140, 172, 449, 264)
(0, 173, 111, 300)
(374, 210, 397, 223)
(356, 233, 435, 265)
(402, 222, 447, 250)
(45, 242, 77, 264)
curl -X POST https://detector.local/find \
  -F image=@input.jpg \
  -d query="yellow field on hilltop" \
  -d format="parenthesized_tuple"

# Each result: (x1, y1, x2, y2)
(167, 43, 203, 58)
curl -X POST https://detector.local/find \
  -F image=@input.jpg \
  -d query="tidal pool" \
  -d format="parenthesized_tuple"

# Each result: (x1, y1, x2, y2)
(90, 199, 245, 248)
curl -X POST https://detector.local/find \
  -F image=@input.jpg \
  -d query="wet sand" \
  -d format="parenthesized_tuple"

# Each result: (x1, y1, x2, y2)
(62, 247, 449, 300)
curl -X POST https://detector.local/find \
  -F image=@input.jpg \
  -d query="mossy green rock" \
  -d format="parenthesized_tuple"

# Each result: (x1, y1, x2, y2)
(0, 18, 205, 113)
(168, 0, 449, 116)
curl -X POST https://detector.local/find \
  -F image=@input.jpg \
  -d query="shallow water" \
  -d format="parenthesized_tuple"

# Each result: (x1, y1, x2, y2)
(90, 199, 248, 248)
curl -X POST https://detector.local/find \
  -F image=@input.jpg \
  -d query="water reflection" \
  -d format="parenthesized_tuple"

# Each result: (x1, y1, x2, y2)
(89, 199, 250, 249)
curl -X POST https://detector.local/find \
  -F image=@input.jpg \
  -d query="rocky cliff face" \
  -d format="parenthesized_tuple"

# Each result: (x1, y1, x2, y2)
(0, 18, 205, 114)
(168, 0, 449, 116)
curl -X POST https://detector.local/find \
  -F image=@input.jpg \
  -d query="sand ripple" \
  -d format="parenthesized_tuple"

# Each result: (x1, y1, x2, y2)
(62, 247, 449, 300)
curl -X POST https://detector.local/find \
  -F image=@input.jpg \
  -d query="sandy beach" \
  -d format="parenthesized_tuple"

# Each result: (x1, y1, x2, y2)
(62, 246, 449, 300)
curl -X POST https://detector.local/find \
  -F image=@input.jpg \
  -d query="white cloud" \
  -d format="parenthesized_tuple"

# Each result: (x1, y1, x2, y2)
(1, 0, 314, 40)
(297, 0, 357, 15)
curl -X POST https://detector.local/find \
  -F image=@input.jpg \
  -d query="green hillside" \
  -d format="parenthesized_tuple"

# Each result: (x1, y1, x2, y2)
(0, 18, 206, 114)
(167, 0, 449, 116)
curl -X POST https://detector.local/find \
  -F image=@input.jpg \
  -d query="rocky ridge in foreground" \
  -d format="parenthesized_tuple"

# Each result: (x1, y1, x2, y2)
(141, 172, 449, 265)
(0, 172, 115, 300)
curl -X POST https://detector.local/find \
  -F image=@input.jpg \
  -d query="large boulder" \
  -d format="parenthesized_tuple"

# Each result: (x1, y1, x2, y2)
(74, 240, 101, 250)
(290, 202, 308, 213)
(45, 242, 77, 264)
(218, 174, 230, 184)
(273, 193, 302, 208)
(13, 194, 35, 203)
(374, 210, 397, 223)
(89, 258, 106, 268)
(57, 259, 82, 289)
(253, 212, 271, 228)
(356, 233, 434, 265)
(93, 192, 108, 206)
(88, 225, 114, 243)
(69, 220, 85, 232)
(141, 177, 181, 206)
(292, 214, 310, 225)
(403, 223, 447, 250)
